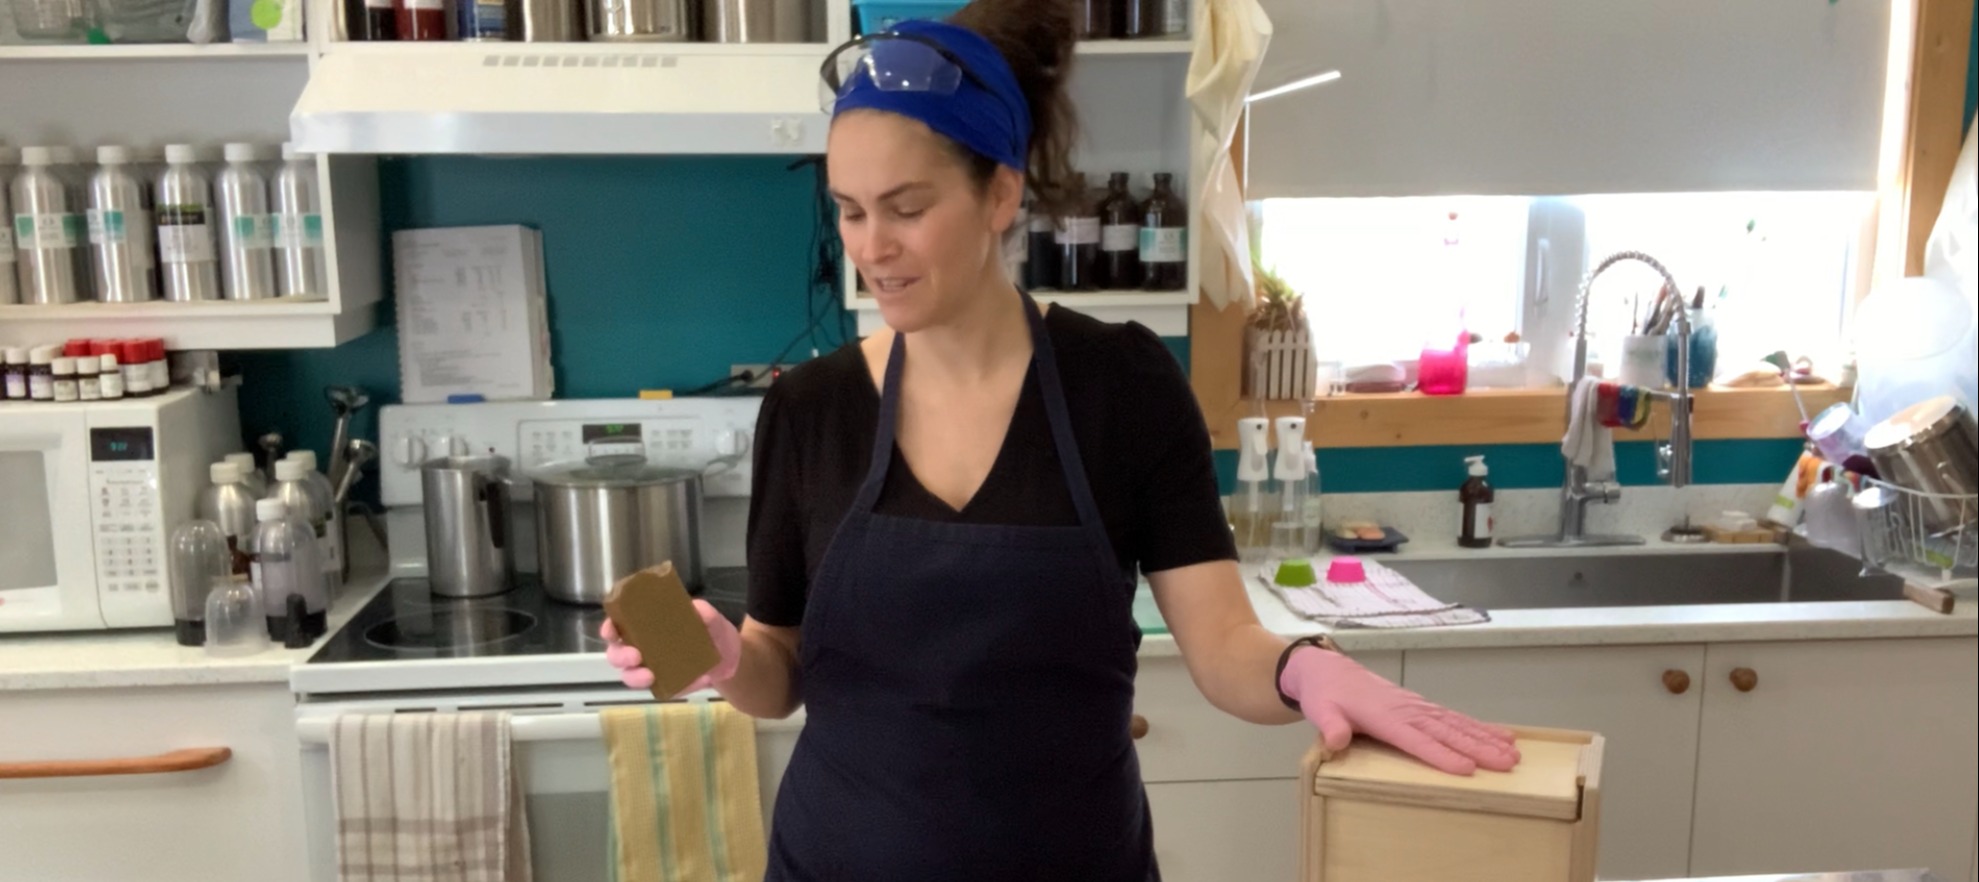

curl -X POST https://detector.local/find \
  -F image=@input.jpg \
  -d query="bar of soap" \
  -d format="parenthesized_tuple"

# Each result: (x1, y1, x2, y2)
(603, 562, 721, 700)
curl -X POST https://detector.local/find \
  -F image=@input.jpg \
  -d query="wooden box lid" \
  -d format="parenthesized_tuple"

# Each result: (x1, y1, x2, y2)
(1308, 726, 1604, 822)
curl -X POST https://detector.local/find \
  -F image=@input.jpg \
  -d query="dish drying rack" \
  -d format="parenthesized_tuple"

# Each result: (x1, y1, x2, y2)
(1855, 478, 1977, 594)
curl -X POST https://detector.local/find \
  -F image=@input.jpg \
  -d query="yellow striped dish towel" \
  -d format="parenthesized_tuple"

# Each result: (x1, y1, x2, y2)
(602, 702, 767, 882)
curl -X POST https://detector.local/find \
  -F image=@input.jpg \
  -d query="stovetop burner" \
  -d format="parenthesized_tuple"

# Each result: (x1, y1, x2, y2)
(308, 568, 748, 665)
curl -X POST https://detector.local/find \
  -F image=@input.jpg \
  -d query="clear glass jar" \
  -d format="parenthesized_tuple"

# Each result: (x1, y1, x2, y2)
(169, 518, 231, 647)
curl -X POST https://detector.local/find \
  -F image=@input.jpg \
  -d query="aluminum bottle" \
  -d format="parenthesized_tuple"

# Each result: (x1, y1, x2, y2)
(271, 144, 328, 298)
(88, 145, 161, 303)
(156, 144, 222, 302)
(9, 147, 82, 305)
(215, 143, 276, 301)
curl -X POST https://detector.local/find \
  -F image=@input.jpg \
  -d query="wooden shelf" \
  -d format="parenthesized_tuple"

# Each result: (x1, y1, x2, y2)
(0, 43, 310, 61)
(1205, 385, 1851, 449)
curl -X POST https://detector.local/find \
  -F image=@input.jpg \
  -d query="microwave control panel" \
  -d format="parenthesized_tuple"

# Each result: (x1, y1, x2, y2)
(378, 397, 763, 507)
(87, 426, 164, 598)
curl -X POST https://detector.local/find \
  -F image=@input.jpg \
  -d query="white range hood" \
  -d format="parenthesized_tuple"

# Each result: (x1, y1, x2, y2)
(290, 44, 831, 155)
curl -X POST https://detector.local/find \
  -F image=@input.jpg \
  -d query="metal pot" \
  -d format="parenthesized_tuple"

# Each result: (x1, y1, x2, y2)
(421, 455, 516, 599)
(530, 454, 704, 605)
(588, 0, 694, 41)
(701, 0, 813, 43)
(1865, 396, 1979, 530)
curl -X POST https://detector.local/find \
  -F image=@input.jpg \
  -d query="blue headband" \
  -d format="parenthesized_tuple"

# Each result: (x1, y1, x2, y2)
(830, 20, 1033, 172)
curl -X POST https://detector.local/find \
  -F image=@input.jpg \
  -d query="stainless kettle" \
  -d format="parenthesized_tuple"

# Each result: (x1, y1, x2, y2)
(421, 455, 517, 599)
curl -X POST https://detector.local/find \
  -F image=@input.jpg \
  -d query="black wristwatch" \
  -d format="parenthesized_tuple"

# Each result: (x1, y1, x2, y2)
(1274, 635, 1343, 711)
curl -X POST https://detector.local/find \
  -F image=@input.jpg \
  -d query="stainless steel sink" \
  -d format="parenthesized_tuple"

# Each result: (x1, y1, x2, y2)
(1385, 542, 1906, 610)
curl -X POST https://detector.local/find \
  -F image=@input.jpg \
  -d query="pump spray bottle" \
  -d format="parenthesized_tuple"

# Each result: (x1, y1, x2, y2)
(1234, 417, 1272, 559)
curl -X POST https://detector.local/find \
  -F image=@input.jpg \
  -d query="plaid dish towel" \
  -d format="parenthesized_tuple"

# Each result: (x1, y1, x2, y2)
(330, 711, 531, 882)
(1258, 560, 1490, 629)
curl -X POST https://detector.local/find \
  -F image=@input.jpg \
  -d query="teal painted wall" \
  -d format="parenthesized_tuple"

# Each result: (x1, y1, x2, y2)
(235, 156, 1800, 501)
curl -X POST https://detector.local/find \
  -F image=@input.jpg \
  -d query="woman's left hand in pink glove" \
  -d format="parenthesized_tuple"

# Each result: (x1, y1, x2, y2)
(1280, 645, 1521, 776)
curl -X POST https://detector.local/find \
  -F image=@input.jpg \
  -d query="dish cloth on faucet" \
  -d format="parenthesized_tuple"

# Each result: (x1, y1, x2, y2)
(330, 711, 531, 882)
(1563, 376, 1617, 481)
(602, 701, 767, 882)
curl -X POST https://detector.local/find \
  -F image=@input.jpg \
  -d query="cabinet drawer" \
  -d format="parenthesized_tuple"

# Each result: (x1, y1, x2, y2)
(0, 683, 306, 882)
(1132, 651, 1400, 784)
(1147, 778, 1301, 882)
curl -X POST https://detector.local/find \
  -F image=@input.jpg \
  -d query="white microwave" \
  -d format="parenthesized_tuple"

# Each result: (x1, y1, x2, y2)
(0, 387, 241, 633)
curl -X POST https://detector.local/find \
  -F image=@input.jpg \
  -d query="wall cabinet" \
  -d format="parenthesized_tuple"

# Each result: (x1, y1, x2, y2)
(1401, 644, 1707, 882)
(0, 682, 308, 882)
(1689, 638, 1979, 880)
(1147, 778, 1302, 882)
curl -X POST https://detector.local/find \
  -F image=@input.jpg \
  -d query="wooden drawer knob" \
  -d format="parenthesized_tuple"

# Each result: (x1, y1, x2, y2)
(1130, 714, 1150, 740)
(1662, 670, 1691, 695)
(1730, 668, 1759, 693)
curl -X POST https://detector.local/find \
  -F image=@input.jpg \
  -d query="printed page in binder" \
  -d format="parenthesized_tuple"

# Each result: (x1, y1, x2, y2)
(393, 225, 553, 404)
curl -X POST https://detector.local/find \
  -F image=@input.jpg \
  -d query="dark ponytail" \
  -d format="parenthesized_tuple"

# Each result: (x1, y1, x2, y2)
(949, 0, 1082, 218)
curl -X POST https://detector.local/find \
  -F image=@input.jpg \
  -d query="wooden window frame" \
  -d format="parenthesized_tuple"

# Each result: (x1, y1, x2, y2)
(1193, 4, 1966, 451)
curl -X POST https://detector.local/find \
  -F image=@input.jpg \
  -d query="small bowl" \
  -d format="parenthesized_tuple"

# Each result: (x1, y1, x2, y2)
(1325, 557, 1367, 584)
(1273, 559, 1318, 588)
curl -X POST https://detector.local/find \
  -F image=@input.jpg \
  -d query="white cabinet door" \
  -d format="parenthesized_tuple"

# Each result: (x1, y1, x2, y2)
(1401, 644, 1707, 882)
(1147, 778, 1302, 882)
(1133, 651, 1401, 783)
(0, 683, 307, 882)
(1691, 638, 1979, 879)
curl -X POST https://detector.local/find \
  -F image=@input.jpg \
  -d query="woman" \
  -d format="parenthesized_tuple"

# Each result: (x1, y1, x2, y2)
(603, 0, 1520, 877)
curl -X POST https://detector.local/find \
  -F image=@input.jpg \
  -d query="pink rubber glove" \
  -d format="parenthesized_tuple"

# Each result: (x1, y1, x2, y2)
(600, 599, 742, 696)
(1280, 646, 1521, 776)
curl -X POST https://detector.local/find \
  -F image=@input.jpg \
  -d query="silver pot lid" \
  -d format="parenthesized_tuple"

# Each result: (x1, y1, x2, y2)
(528, 454, 702, 489)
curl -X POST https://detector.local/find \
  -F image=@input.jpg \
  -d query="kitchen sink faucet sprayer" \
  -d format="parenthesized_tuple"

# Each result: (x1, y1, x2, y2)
(1502, 251, 1694, 548)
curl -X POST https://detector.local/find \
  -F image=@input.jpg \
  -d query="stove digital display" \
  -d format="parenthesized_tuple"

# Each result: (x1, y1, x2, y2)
(581, 423, 643, 444)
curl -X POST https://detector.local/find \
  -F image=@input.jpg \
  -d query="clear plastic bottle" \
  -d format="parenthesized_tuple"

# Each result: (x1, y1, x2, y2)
(249, 498, 326, 643)
(215, 143, 276, 301)
(7, 0, 96, 42)
(88, 146, 161, 303)
(155, 144, 221, 302)
(169, 518, 231, 647)
(9, 147, 83, 305)
(204, 575, 269, 658)
(1300, 442, 1323, 552)
(271, 144, 328, 299)
(275, 453, 342, 591)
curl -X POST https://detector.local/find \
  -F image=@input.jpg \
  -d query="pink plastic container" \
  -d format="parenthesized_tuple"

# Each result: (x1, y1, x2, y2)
(1418, 332, 1469, 396)
(1326, 557, 1368, 584)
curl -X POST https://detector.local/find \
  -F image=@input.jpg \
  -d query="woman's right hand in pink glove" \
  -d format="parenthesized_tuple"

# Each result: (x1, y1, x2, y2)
(600, 599, 743, 696)
(1281, 645, 1520, 776)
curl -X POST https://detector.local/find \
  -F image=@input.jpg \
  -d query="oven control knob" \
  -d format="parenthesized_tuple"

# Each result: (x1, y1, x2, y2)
(393, 435, 428, 468)
(714, 430, 751, 458)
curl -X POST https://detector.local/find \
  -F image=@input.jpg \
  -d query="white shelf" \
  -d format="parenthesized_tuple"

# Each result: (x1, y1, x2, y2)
(1075, 39, 1192, 56)
(0, 42, 311, 61)
(0, 300, 377, 349)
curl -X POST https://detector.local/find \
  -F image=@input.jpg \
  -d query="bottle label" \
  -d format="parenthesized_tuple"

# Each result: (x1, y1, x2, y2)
(1464, 503, 1494, 539)
(53, 378, 78, 402)
(3, 375, 25, 398)
(87, 208, 150, 246)
(29, 375, 53, 399)
(365, 0, 390, 8)
(1054, 217, 1100, 246)
(1101, 223, 1140, 253)
(157, 206, 216, 263)
(1028, 213, 1056, 234)
(15, 214, 81, 250)
(1139, 226, 1186, 263)
(275, 213, 325, 248)
(100, 370, 125, 399)
(232, 215, 277, 250)
(407, 0, 443, 9)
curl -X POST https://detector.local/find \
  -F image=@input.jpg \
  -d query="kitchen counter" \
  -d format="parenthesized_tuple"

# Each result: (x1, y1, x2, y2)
(0, 541, 394, 692)
(1620, 872, 1938, 882)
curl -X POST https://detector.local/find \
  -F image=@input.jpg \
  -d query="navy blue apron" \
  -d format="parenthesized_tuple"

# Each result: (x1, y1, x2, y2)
(765, 293, 1155, 882)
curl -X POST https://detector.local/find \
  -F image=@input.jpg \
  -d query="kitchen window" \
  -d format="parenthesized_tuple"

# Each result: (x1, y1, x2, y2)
(1256, 191, 1876, 382)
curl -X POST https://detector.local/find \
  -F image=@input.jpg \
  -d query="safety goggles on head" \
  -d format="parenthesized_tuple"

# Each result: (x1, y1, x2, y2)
(817, 32, 998, 114)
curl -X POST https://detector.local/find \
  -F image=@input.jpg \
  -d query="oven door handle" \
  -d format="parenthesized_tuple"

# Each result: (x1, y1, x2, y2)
(296, 707, 802, 745)
(0, 747, 233, 780)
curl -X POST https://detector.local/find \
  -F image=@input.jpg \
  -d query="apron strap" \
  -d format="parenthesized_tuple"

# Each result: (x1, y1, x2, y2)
(851, 293, 1127, 580)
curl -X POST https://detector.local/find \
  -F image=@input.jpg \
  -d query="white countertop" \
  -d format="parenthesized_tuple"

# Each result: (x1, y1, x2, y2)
(8, 540, 1974, 691)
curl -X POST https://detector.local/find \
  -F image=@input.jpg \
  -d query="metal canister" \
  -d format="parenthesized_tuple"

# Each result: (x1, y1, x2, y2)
(506, 0, 582, 40)
(215, 143, 277, 301)
(588, 0, 694, 41)
(457, 0, 510, 39)
(156, 145, 223, 303)
(88, 146, 161, 303)
(700, 0, 811, 42)
(8, 147, 82, 305)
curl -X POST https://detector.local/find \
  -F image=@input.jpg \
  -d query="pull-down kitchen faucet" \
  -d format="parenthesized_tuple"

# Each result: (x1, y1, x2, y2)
(1501, 251, 1694, 548)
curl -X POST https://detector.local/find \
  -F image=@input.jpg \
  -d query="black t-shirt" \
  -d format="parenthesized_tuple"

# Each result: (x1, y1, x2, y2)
(745, 306, 1238, 628)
